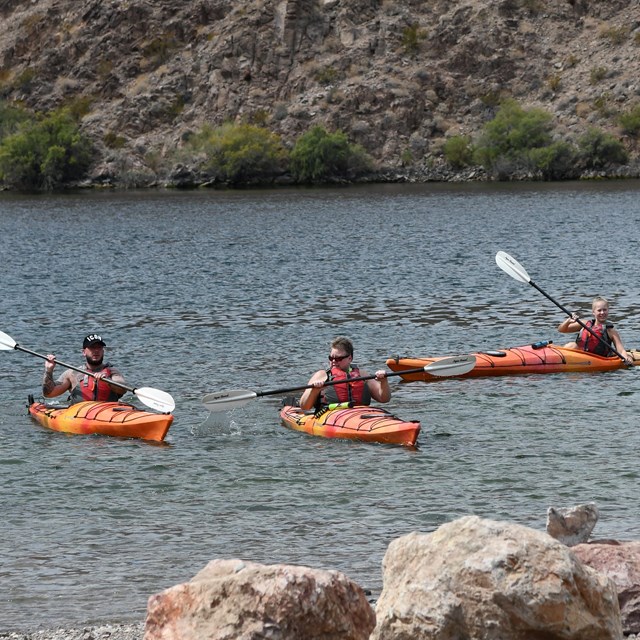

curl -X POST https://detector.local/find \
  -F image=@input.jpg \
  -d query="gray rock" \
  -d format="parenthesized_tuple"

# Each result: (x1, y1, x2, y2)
(547, 502, 599, 546)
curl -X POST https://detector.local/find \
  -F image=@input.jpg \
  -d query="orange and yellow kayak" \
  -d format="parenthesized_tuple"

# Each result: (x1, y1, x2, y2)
(279, 404, 420, 446)
(386, 342, 640, 382)
(28, 400, 173, 441)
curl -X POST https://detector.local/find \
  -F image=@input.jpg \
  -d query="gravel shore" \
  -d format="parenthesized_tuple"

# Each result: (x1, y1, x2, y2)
(2, 621, 638, 639)
(0, 623, 144, 640)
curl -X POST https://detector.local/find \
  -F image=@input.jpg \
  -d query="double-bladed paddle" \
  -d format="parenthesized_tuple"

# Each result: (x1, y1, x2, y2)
(202, 355, 477, 412)
(0, 330, 175, 413)
(495, 251, 629, 363)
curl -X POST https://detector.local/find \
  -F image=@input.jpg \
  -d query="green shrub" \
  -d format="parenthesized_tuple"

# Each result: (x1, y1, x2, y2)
(577, 127, 628, 169)
(443, 135, 473, 169)
(0, 101, 30, 140)
(473, 100, 554, 171)
(0, 108, 93, 190)
(400, 148, 414, 167)
(479, 91, 502, 107)
(62, 95, 93, 120)
(527, 141, 577, 180)
(104, 131, 127, 149)
(593, 92, 615, 118)
(619, 104, 640, 137)
(189, 122, 287, 184)
(402, 24, 426, 55)
(290, 125, 372, 183)
(590, 66, 608, 85)
(314, 66, 339, 86)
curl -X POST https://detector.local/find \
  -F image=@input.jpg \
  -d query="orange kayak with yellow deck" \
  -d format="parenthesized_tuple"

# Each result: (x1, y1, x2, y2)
(386, 341, 640, 382)
(279, 404, 420, 446)
(28, 400, 173, 441)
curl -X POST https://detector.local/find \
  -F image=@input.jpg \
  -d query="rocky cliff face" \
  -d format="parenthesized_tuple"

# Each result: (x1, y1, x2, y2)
(0, 0, 638, 184)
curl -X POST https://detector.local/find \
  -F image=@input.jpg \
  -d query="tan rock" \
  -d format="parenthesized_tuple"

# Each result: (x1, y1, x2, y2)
(144, 558, 375, 640)
(372, 515, 622, 640)
(573, 540, 640, 635)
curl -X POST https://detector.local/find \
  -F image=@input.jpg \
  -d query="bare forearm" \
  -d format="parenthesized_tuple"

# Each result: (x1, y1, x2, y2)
(299, 387, 320, 410)
(42, 371, 67, 397)
(558, 319, 579, 334)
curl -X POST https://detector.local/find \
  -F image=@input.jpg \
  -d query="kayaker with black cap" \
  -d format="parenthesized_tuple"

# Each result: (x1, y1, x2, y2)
(42, 333, 127, 403)
(299, 336, 390, 411)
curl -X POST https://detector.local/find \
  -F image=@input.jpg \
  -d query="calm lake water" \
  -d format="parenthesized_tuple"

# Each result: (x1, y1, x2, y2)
(1, 182, 640, 630)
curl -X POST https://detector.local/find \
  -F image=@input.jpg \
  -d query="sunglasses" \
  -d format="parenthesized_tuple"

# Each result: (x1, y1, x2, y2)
(328, 353, 350, 362)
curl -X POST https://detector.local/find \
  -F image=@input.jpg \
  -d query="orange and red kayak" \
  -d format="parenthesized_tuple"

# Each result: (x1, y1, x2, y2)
(279, 404, 420, 446)
(28, 400, 173, 441)
(386, 341, 640, 382)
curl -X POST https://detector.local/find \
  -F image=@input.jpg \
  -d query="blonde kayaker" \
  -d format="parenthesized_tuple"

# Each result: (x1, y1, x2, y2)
(43, 334, 127, 403)
(558, 296, 633, 363)
(299, 336, 390, 411)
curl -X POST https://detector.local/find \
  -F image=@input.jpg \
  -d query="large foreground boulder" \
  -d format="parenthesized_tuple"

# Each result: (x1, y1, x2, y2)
(573, 540, 640, 635)
(144, 558, 375, 640)
(372, 515, 622, 640)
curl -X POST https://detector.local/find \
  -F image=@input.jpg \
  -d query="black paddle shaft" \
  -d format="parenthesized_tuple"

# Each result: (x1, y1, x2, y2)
(14, 343, 134, 393)
(255, 366, 429, 398)
(529, 280, 627, 362)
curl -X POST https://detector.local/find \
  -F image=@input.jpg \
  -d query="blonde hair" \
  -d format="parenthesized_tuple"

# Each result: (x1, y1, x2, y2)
(592, 296, 609, 310)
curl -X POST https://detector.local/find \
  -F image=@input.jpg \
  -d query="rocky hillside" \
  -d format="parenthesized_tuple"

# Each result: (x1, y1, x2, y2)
(0, 0, 639, 185)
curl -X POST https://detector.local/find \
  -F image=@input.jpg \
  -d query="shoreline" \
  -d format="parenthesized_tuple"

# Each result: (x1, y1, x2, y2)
(0, 622, 145, 640)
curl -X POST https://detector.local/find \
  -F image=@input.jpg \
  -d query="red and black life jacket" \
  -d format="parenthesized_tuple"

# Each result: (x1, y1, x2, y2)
(576, 319, 614, 356)
(70, 365, 121, 402)
(320, 365, 372, 407)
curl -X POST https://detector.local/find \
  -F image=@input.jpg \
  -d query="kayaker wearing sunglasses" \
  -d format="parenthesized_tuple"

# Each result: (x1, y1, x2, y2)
(299, 336, 390, 411)
(42, 333, 127, 403)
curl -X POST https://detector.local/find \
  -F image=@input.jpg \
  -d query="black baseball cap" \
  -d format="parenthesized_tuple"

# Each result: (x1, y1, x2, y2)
(83, 334, 106, 348)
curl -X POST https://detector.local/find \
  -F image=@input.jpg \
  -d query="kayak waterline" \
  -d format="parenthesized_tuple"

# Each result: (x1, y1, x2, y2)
(386, 341, 640, 382)
(28, 399, 174, 442)
(279, 403, 420, 447)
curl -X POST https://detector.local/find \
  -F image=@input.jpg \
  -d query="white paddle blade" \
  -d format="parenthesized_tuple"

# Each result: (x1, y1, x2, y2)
(202, 389, 258, 412)
(0, 330, 17, 350)
(495, 251, 531, 284)
(134, 387, 175, 413)
(423, 355, 476, 377)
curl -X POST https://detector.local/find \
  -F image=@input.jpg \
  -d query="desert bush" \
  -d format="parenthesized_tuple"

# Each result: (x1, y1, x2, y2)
(548, 73, 561, 92)
(577, 128, 628, 169)
(619, 104, 640, 137)
(593, 92, 615, 118)
(290, 125, 372, 183)
(599, 25, 628, 45)
(104, 131, 127, 149)
(0, 107, 93, 190)
(401, 23, 426, 55)
(473, 100, 554, 173)
(13, 67, 36, 93)
(443, 135, 474, 169)
(0, 100, 30, 140)
(314, 66, 339, 86)
(189, 122, 287, 184)
(590, 66, 608, 85)
(528, 141, 577, 179)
